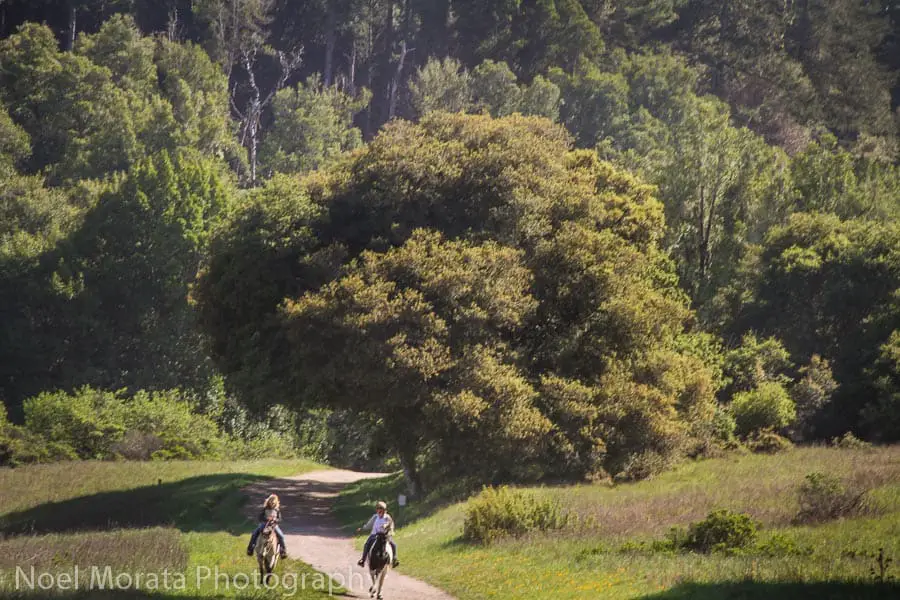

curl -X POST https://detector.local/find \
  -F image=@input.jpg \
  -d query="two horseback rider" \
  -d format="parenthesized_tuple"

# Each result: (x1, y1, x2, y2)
(245, 495, 400, 570)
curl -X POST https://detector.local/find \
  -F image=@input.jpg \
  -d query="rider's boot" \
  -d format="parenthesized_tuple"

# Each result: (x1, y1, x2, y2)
(280, 548, 288, 559)
(246, 543, 254, 556)
(357, 558, 366, 567)
(392, 558, 400, 568)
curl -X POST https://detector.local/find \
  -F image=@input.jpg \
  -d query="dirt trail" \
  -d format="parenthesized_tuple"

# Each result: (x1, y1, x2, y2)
(245, 469, 455, 600)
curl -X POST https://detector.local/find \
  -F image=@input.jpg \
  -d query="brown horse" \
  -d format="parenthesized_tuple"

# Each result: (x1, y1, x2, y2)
(255, 521, 281, 584)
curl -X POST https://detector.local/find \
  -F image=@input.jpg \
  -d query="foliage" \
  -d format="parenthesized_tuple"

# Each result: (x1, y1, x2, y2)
(0, 150, 233, 414)
(745, 429, 793, 454)
(551, 51, 796, 313)
(0, 17, 234, 184)
(23, 387, 126, 459)
(730, 382, 796, 438)
(259, 74, 370, 176)
(830, 432, 872, 451)
(0, 3, 898, 480)
(21, 387, 221, 460)
(862, 331, 900, 441)
(791, 134, 900, 221)
(791, 355, 838, 440)
(723, 333, 793, 398)
(409, 57, 560, 121)
(198, 112, 719, 488)
(463, 485, 572, 544)
(3, 384, 304, 465)
(680, 509, 760, 554)
(795, 472, 870, 524)
(736, 213, 900, 440)
(755, 532, 814, 558)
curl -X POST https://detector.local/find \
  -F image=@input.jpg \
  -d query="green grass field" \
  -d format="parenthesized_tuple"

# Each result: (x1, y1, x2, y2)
(335, 446, 900, 599)
(0, 460, 341, 599)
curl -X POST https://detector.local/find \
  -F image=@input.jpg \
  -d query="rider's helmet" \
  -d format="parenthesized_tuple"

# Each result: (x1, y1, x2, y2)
(265, 494, 280, 509)
(375, 501, 387, 511)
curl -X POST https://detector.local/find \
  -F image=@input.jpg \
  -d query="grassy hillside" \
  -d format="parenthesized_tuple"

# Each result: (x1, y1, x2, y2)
(0, 460, 340, 599)
(335, 446, 900, 599)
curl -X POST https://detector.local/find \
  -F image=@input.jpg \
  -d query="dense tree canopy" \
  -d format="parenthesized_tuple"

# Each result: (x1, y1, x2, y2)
(1, 2, 899, 475)
(196, 113, 720, 487)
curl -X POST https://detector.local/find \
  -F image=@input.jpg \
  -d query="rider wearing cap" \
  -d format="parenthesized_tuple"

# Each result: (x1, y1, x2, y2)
(357, 500, 399, 568)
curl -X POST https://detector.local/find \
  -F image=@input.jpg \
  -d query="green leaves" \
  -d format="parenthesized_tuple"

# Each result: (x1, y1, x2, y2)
(259, 74, 369, 177)
(199, 112, 720, 484)
(409, 57, 561, 121)
(0, 18, 233, 184)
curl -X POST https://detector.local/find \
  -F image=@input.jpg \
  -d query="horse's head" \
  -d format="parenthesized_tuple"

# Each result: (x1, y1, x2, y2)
(369, 530, 391, 571)
(261, 519, 279, 540)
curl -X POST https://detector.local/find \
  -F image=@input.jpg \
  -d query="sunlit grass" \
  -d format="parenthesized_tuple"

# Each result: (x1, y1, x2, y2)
(0, 459, 339, 599)
(335, 446, 900, 599)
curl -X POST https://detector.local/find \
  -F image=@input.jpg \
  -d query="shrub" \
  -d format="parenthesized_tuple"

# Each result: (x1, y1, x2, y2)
(682, 509, 760, 553)
(830, 431, 872, 450)
(614, 451, 672, 482)
(745, 429, 793, 454)
(109, 430, 166, 460)
(756, 532, 814, 557)
(731, 382, 796, 437)
(122, 390, 225, 460)
(463, 486, 572, 544)
(791, 355, 837, 439)
(723, 334, 792, 397)
(23, 387, 126, 459)
(795, 472, 869, 524)
(0, 419, 78, 466)
(226, 430, 298, 459)
(710, 404, 737, 443)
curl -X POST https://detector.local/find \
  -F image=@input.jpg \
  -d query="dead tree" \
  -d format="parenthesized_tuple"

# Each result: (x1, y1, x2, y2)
(231, 46, 302, 185)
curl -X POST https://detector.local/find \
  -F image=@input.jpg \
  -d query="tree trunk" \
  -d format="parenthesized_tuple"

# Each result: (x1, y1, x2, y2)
(397, 441, 422, 498)
(348, 46, 357, 96)
(324, 3, 337, 86)
(66, 2, 77, 51)
(387, 40, 409, 120)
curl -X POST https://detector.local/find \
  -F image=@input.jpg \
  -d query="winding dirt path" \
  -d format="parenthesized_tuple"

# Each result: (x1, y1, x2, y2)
(246, 469, 455, 600)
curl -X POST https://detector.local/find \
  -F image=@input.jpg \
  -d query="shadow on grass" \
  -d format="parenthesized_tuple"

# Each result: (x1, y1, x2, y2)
(0, 473, 272, 537)
(638, 581, 900, 600)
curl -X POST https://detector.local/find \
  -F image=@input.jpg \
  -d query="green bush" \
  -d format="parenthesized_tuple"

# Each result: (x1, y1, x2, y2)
(1, 404, 78, 466)
(795, 472, 869, 524)
(830, 431, 872, 450)
(681, 509, 760, 553)
(463, 486, 572, 544)
(121, 390, 226, 460)
(614, 451, 672, 482)
(745, 429, 793, 454)
(23, 388, 126, 459)
(756, 532, 814, 557)
(226, 430, 298, 459)
(731, 382, 796, 437)
(710, 404, 737, 443)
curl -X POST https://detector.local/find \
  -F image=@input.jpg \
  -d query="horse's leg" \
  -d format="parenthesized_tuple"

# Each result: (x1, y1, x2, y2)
(376, 567, 388, 600)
